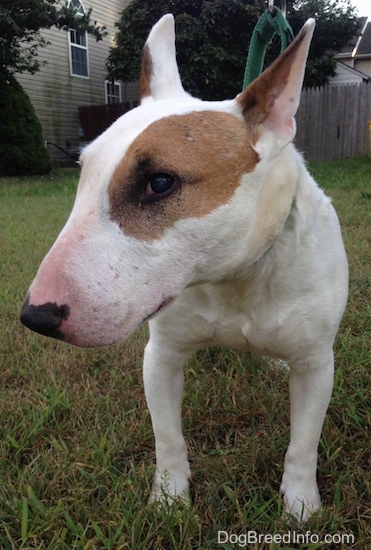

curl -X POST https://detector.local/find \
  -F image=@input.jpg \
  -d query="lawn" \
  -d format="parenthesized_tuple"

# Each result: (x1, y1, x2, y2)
(0, 159, 370, 549)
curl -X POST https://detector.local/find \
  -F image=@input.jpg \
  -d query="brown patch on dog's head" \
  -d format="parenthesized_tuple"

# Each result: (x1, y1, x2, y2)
(108, 110, 259, 241)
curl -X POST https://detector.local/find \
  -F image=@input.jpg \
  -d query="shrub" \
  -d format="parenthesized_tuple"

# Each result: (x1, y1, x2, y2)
(0, 76, 51, 177)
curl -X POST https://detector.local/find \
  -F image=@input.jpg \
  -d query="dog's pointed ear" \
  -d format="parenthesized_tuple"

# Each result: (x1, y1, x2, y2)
(139, 14, 187, 103)
(237, 19, 315, 154)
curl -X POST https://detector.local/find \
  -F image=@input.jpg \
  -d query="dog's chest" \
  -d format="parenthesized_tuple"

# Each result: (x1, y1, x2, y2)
(206, 304, 283, 356)
(166, 281, 289, 357)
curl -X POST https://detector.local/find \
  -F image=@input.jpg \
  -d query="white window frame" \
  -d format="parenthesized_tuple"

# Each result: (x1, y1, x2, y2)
(104, 80, 122, 103)
(67, 0, 89, 79)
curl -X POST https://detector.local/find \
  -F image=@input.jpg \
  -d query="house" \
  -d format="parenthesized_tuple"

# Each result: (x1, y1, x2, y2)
(329, 17, 371, 86)
(16, 0, 138, 164)
(328, 60, 370, 86)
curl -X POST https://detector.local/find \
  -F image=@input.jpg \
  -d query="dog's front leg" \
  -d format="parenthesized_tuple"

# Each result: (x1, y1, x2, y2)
(143, 339, 193, 505)
(280, 351, 334, 522)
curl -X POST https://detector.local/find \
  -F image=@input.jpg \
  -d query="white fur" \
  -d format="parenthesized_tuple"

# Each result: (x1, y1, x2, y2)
(21, 15, 348, 522)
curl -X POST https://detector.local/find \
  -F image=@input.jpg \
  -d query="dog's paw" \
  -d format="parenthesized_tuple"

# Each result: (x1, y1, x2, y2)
(148, 469, 191, 508)
(281, 483, 321, 523)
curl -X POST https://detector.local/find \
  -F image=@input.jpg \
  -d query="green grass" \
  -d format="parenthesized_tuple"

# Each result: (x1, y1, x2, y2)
(0, 159, 370, 549)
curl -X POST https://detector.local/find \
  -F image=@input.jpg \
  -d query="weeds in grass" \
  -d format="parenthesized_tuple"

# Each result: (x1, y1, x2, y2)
(0, 159, 370, 548)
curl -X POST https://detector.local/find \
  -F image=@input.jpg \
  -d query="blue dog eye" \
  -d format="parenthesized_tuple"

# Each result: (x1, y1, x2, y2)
(149, 174, 174, 194)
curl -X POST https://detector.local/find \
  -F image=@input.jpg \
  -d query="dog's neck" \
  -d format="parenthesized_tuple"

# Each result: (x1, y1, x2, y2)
(242, 145, 299, 262)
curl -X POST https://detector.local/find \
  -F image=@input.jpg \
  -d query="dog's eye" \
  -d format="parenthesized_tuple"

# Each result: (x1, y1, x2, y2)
(146, 173, 175, 196)
(142, 173, 176, 202)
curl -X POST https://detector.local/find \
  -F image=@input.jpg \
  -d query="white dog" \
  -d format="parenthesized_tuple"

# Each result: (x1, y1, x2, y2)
(21, 14, 348, 521)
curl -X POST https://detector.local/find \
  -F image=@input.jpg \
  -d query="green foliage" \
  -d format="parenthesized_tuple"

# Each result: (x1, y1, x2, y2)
(0, 0, 107, 78)
(287, 0, 361, 87)
(0, 77, 51, 176)
(0, 1, 107, 176)
(106, 0, 261, 100)
(107, 0, 361, 98)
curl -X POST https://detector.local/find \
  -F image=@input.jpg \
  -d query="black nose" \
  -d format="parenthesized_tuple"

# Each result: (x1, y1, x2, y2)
(20, 295, 70, 340)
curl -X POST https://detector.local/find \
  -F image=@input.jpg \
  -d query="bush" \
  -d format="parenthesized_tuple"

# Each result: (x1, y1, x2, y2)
(0, 76, 51, 177)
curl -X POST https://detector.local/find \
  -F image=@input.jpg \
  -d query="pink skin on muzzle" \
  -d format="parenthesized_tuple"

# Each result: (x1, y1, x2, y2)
(20, 226, 178, 347)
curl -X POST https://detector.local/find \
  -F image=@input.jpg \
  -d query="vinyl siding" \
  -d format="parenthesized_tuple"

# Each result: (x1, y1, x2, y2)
(16, 0, 138, 163)
(336, 57, 371, 79)
(328, 62, 367, 86)
(355, 59, 371, 77)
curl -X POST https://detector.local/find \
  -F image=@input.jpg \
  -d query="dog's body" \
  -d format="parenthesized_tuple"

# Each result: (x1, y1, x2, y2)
(21, 15, 348, 521)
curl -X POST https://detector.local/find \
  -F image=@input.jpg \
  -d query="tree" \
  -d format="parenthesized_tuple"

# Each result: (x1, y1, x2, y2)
(0, 0, 106, 79)
(106, 0, 261, 100)
(287, 0, 361, 87)
(106, 0, 361, 99)
(0, 0, 106, 176)
(0, 76, 52, 177)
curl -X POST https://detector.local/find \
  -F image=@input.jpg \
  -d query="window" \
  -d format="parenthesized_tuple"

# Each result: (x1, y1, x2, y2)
(68, 0, 84, 16)
(67, 0, 89, 78)
(105, 80, 122, 103)
(69, 29, 89, 77)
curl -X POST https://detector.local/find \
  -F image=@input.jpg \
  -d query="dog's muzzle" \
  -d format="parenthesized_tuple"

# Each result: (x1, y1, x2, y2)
(20, 295, 69, 341)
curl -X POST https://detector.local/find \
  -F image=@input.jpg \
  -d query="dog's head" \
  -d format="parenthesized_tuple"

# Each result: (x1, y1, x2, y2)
(20, 14, 314, 346)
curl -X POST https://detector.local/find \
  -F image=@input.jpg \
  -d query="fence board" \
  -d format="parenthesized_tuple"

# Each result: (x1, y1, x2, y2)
(295, 83, 371, 161)
(78, 102, 134, 141)
(78, 86, 371, 161)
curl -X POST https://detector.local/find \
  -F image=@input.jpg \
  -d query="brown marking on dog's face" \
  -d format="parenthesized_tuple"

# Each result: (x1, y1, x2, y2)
(108, 110, 259, 241)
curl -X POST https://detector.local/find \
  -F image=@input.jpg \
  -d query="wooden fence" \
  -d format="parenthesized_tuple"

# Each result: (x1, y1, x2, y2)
(295, 83, 371, 161)
(78, 84, 371, 161)
(78, 102, 138, 141)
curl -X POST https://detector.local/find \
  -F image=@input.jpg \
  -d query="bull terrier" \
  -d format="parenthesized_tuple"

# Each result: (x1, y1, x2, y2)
(20, 14, 348, 521)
